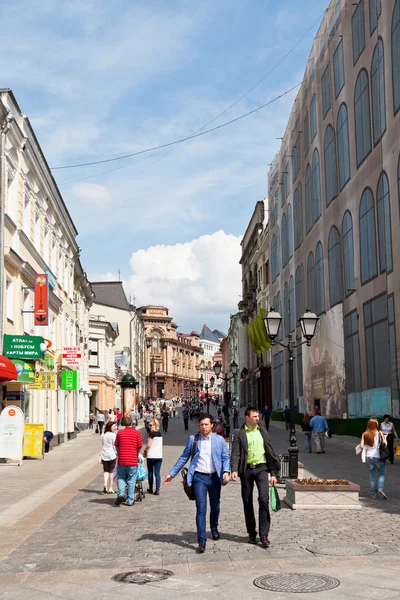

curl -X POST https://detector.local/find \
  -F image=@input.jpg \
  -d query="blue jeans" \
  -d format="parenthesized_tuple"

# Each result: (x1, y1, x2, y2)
(192, 472, 221, 547)
(147, 458, 162, 492)
(304, 431, 312, 453)
(367, 457, 386, 493)
(117, 465, 138, 505)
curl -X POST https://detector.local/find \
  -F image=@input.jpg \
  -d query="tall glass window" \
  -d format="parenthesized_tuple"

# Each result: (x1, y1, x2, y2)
(310, 95, 317, 141)
(322, 64, 332, 119)
(369, 0, 381, 35)
(295, 264, 305, 322)
(271, 234, 277, 282)
(354, 69, 372, 167)
(388, 294, 400, 404)
(284, 282, 289, 337)
(287, 203, 293, 260)
(376, 171, 393, 274)
(304, 111, 310, 157)
(344, 311, 362, 393)
(359, 188, 378, 284)
(392, 0, 400, 114)
(292, 135, 300, 183)
(307, 252, 315, 312)
(305, 164, 313, 233)
(293, 184, 303, 249)
(281, 213, 288, 267)
(337, 103, 351, 190)
(371, 39, 386, 146)
(324, 125, 338, 206)
(289, 276, 295, 332)
(333, 40, 345, 98)
(352, 0, 365, 65)
(276, 291, 283, 341)
(315, 241, 325, 315)
(276, 226, 281, 278)
(342, 211, 355, 296)
(312, 149, 322, 221)
(328, 226, 343, 307)
(364, 293, 389, 389)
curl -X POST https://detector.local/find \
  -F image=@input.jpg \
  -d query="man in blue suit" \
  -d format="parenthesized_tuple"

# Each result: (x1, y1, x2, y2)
(164, 413, 230, 554)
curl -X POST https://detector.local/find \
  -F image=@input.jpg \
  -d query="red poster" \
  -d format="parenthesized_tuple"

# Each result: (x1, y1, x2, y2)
(34, 274, 49, 326)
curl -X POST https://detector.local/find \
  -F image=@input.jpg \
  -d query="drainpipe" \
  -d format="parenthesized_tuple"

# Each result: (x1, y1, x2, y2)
(0, 112, 13, 354)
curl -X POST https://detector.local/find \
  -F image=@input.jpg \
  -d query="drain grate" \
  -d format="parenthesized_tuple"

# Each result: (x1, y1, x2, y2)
(253, 572, 340, 593)
(306, 542, 378, 556)
(112, 568, 173, 585)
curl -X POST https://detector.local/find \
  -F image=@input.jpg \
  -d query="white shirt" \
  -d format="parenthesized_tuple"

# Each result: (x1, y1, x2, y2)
(196, 435, 216, 474)
(365, 433, 380, 459)
(101, 431, 117, 461)
(381, 422, 393, 435)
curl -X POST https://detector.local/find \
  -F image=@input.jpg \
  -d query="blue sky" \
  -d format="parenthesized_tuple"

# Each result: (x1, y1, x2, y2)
(1, 0, 326, 332)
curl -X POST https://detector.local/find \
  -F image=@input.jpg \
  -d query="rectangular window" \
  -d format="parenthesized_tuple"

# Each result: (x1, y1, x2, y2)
(335, 0, 342, 27)
(321, 65, 331, 119)
(292, 136, 300, 183)
(6, 278, 14, 322)
(304, 111, 310, 156)
(333, 41, 345, 98)
(369, 0, 381, 35)
(363, 294, 389, 389)
(352, 0, 365, 65)
(310, 95, 317, 141)
(388, 294, 399, 403)
(344, 311, 362, 393)
(89, 339, 100, 368)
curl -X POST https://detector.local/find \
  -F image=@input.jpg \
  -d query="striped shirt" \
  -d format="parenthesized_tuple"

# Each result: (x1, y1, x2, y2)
(115, 428, 143, 466)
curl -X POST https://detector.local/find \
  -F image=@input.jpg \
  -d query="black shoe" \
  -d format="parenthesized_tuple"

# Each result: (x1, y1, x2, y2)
(196, 545, 206, 554)
(317, 451, 322, 454)
(115, 496, 125, 506)
(260, 535, 270, 548)
(103, 487, 107, 494)
(147, 489, 153, 494)
(211, 528, 220, 541)
(248, 533, 257, 545)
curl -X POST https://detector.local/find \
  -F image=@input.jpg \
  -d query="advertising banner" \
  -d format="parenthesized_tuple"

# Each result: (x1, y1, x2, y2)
(4, 335, 45, 360)
(34, 274, 49, 326)
(11, 359, 36, 383)
(28, 372, 56, 390)
(61, 370, 79, 391)
(23, 424, 44, 458)
(62, 347, 82, 368)
(0, 405, 25, 462)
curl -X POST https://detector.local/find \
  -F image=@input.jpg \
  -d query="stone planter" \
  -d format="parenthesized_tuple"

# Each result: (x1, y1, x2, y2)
(284, 479, 361, 510)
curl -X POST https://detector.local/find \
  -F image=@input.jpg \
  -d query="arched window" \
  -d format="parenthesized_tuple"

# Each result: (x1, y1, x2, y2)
(376, 172, 393, 274)
(271, 234, 277, 282)
(312, 149, 321, 222)
(324, 125, 338, 206)
(289, 276, 295, 332)
(371, 39, 386, 145)
(337, 103, 351, 190)
(305, 164, 313, 233)
(354, 69, 372, 166)
(295, 264, 305, 322)
(281, 213, 288, 267)
(287, 203, 293, 260)
(276, 226, 281, 277)
(270, 197, 275, 227)
(307, 252, 315, 312)
(328, 226, 343, 307)
(342, 211, 355, 296)
(293, 184, 303, 249)
(315, 242, 325, 315)
(276, 291, 282, 341)
(392, 0, 400, 114)
(284, 282, 289, 337)
(359, 188, 378, 284)
(151, 332, 160, 354)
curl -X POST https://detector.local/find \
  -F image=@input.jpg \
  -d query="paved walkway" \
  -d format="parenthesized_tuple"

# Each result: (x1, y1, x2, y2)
(0, 412, 400, 599)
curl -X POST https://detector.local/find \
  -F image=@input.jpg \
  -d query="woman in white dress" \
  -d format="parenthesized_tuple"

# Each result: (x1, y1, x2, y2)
(380, 414, 398, 465)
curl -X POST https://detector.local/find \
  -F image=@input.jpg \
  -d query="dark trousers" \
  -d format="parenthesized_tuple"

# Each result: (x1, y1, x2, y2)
(147, 458, 163, 492)
(192, 472, 221, 546)
(162, 421, 168, 432)
(264, 418, 270, 431)
(44, 441, 50, 453)
(98, 421, 104, 434)
(184, 418, 189, 430)
(387, 433, 394, 463)
(240, 465, 270, 537)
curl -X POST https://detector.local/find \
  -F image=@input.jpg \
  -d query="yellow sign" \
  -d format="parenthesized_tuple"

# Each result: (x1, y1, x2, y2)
(23, 424, 44, 457)
(28, 371, 55, 390)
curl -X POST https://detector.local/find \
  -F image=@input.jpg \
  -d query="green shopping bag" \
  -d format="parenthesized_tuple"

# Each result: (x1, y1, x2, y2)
(270, 485, 281, 512)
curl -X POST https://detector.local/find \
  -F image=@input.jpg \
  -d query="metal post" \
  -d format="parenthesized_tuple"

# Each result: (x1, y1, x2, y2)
(206, 386, 210, 413)
(287, 333, 298, 478)
(0, 125, 7, 354)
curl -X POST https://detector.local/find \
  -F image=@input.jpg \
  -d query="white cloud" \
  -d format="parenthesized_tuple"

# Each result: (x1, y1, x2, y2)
(71, 183, 112, 205)
(127, 230, 242, 333)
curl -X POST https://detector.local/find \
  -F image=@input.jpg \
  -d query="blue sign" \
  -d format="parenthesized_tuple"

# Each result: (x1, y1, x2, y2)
(45, 268, 57, 291)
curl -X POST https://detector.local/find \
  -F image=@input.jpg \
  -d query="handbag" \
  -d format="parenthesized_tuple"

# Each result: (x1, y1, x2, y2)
(270, 484, 281, 512)
(379, 433, 390, 461)
(137, 462, 148, 481)
(95, 426, 99, 434)
(181, 434, 199, 501)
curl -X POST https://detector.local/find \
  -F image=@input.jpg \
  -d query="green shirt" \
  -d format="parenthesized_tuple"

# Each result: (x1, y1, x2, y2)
(245, 425, 266, 465)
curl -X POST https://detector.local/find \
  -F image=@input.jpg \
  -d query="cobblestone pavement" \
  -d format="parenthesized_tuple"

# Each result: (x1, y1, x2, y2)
(1, 412, 400, 599)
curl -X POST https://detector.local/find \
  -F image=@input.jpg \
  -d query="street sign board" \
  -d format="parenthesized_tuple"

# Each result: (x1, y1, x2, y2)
(0, 405, 24, 462)
(34, 274, 49, 326)
(23, 424, 44, 458)
(4, 335, 45, 359)
(11, 359, 36, 383)
(62, 347, 82, 367)
(28, 371, 56, 390)
(61, 370, 79, 391)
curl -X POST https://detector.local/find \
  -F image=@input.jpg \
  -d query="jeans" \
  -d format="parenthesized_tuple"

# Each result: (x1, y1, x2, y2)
(192, 472, 221, 547)
(147, 458, 162, 492)
(117, 465, 138, 505)
(367, 457, 386, 493)
(233, 417, 239, 429)
(304, 431, 312, 453)
(98, 421, 104, 434)
(240, 465, 270, 537)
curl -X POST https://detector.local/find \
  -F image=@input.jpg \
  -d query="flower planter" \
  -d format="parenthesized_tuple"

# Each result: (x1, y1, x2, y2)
(284, 479, 361, 510)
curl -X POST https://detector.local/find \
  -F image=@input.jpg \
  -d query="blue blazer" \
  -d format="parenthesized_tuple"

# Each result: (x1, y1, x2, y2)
(169, 433, 230, 486)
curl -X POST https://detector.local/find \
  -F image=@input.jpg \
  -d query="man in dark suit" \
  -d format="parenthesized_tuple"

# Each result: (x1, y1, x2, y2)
(231, 406, 280, 548)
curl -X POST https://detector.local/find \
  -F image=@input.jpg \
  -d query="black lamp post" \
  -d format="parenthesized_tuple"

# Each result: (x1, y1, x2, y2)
(264, 308, 319, 478)
(213, 361, 238, 435)
(199, 374, 215, 413)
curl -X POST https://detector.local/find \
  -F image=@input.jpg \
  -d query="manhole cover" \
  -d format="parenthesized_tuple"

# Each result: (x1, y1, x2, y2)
(112, 568, 173, 585)
(306, 542, 378, 556)
(254, 573, 340, 593)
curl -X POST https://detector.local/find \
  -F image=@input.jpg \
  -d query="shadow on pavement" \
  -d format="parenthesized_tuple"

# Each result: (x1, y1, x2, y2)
(137, 530, 250, 549)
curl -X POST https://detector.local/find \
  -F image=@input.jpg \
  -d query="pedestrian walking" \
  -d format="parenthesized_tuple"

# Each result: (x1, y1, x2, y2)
(114, 416, 143, 506)
(173, 406, 176, 418)
(301, 412, 313, 453)
(233, 406, 239, 429)
(89, 411, 95, 429)
(283, 405, 290, 430)
(107, 409, 114, 423)
(101, 421, 117, 494)
(162, 409, 169, 433)
(143, 419, 163, 495)
(262, 406, 272, 431)
(182, 405, 189, 430)
(380, 415, 398, 464)
(310, 408, 329, 453)
(360, 418, 388, 499)
(231, 406, 280, 549)
(116, 408, 122, 427)
(97, 411, 105, 434)
(164, 413, 230, 554)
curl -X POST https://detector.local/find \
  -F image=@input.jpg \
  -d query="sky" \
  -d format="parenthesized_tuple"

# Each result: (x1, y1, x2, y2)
(1, 0, 326, 333)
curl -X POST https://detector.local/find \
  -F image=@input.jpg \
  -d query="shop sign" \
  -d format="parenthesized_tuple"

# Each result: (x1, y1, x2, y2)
(62, 347, 81, 367)
(4, 335, 45, 359)
(28, 372, 56, 390)
(11, 359, 36, 383)
(34, 274, 49, 326)
(23, 424, 44, 458)
(0, 405, 24, 461)
(61, 370, 79, 391)
(5, 391, 25, 402)
(43, 354, 55, 370)
(45, 268, 56, 291)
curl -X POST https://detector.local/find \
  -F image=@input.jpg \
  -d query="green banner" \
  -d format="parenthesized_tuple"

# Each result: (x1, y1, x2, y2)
(61, 370, 79, 391)
(11, 359, 36, 383)
(4, 335, 45, 359)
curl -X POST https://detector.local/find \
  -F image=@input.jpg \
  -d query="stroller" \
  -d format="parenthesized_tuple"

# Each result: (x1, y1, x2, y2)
(134, 456, 147, 502)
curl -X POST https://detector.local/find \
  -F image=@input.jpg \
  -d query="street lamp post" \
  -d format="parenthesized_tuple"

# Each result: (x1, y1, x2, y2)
(264, 308, 319, 479)
(199, 375, 215, 413)
(213, 361, 238, 435)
